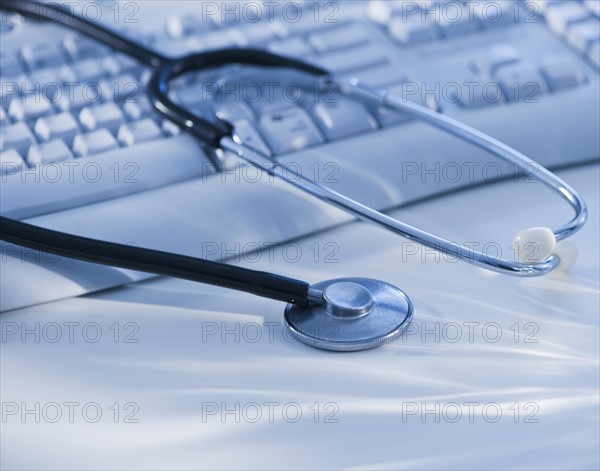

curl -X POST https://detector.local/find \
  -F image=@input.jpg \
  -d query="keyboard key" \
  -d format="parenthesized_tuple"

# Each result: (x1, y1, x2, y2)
(240, 23, 285, 45)
(0, 52, 23, 77)
(164, 29, 245, 55)
(7, 94, 52, 122)
(268, 37, 314, 57)
(60, 59, 105, 83)
(232, 120, 272, 156)
(567, 20, 600, 53)
(430, 6, 479, 37)
(540, 56, 586, 92)
(101, 74, 140, 104)
(338, 64, 410, 88)
(283, 16, 340, 37)
(524, 1, 561, 14)
(27, 68, 63, 101)
(139, 69, 152, 88)
(1, 75, 31, 106)
(120, 27, 157, 48)
(367, 0, 405, 25)
(56, 83, 103, 112)
(166, 14, 214, 39)
(72, 129, 118, 157)
(27, 139, 73, 165)
(388, 16, 439, 44)
(123, 96, 154, 121)
(471, 45, 521, 74)
(213, 99, 255, 122)
(496, 63, 547, 102)
(34, 112, 80, 145)
(103, 54, 144, 77)
(259, 107, 324, 154)
(21, 42, 66, 70)
(0, 122, 36, 155)
(0, 149, 26, 175)
(117, 119, 162, 146)
(313, 46, 389, 74)
(545, 3, 590, 35)
(242, 80, 298, 116)
(161, 120, 181, 137)
(311, 99, 377, 140)
(28, 67, 61, 86)
(454, 80, 503, 108)
(309, 24, 371, 54)
(472, 1, 518, 28)
(153, 37, 204, 56)
(63, 35, 109, 61)
(79, 103, 125, 133)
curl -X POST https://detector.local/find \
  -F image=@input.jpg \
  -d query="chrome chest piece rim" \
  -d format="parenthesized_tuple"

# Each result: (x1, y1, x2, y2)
(284, 278, 414, 352)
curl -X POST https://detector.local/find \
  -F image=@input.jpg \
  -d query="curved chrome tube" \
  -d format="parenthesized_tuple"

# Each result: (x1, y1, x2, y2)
(220, 79, 588, 278)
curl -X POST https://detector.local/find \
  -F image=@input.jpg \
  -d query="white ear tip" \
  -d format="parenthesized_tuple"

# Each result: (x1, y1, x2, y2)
(513, 227, 556, 264)
(554, 240, 578, 272)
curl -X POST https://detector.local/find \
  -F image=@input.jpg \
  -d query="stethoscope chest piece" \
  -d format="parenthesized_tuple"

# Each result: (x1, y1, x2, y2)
(284, 278, 413, 352)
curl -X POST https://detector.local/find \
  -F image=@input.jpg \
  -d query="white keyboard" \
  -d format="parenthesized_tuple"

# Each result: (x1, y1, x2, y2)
(1, 0, 599, 311)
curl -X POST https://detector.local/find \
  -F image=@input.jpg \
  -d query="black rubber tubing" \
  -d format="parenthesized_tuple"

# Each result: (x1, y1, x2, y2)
(0, 216, 311, 306)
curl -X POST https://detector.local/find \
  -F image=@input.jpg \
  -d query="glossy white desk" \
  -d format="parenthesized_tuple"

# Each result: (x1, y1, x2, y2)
(1, 165, 598, 470)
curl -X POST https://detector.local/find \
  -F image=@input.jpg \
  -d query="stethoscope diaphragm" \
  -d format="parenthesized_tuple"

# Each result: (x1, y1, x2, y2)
(284, 278, 413, 351)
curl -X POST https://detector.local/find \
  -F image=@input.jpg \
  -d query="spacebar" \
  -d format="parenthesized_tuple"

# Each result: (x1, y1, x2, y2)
(0, 135, 215, 219)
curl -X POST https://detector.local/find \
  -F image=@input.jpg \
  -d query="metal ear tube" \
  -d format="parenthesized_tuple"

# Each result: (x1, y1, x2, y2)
(219, 78, 587, 351)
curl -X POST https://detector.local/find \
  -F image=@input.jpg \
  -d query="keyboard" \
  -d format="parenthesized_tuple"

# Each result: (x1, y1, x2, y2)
(1, 0, 599, 311)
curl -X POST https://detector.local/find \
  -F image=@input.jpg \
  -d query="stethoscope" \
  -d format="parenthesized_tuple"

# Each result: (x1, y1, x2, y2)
(0, 1, 588, 351)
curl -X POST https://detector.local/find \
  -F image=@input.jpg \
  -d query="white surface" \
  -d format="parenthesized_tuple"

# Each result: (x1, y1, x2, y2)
(1, 165, 599, 470)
